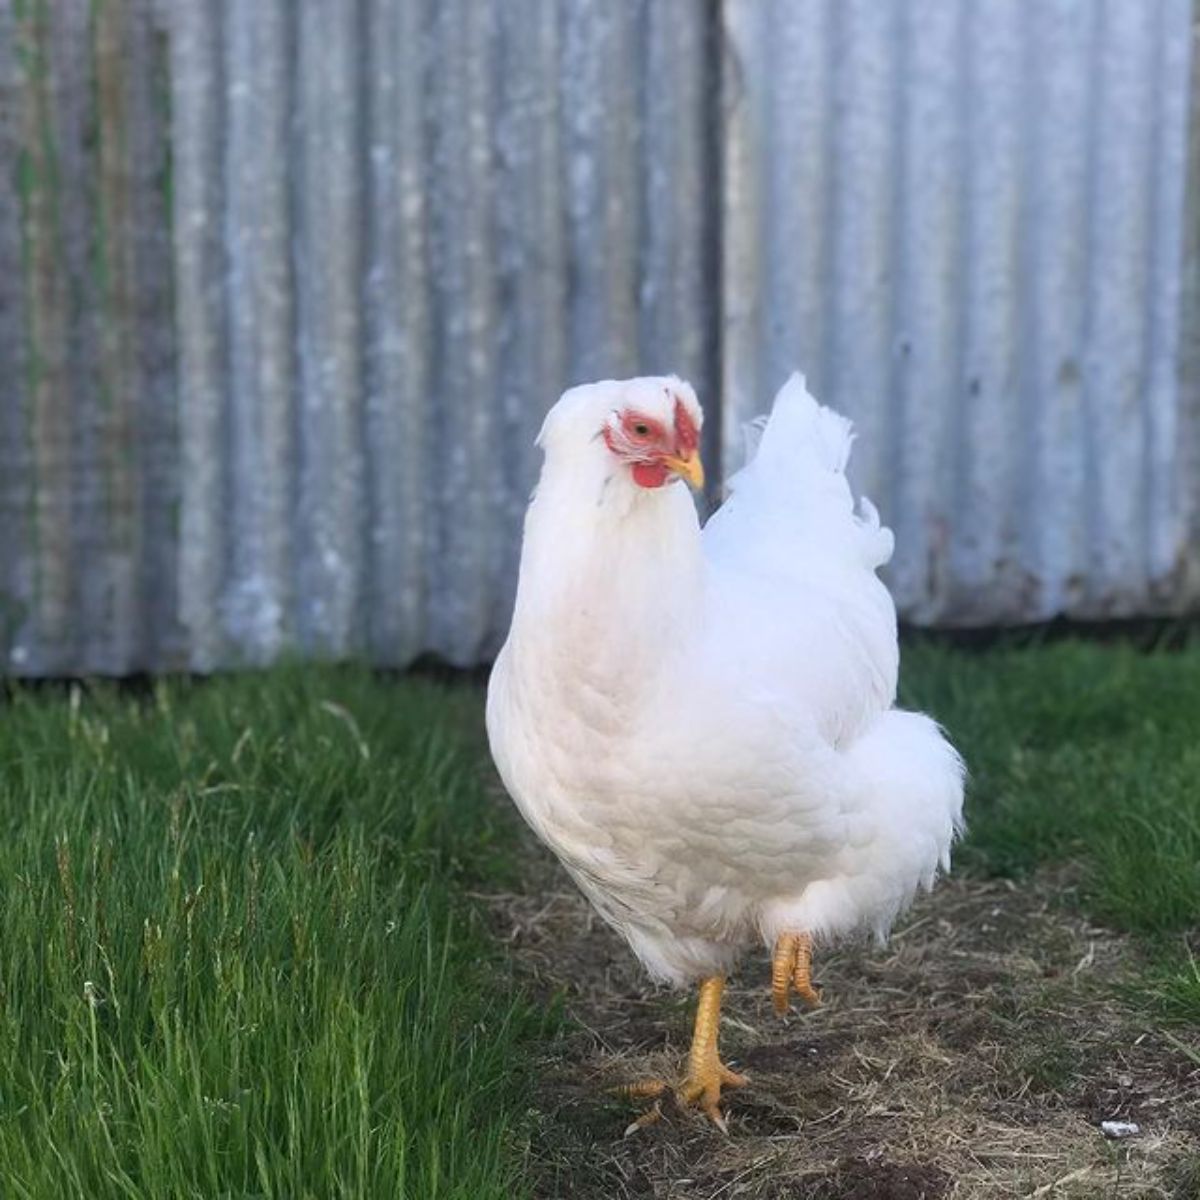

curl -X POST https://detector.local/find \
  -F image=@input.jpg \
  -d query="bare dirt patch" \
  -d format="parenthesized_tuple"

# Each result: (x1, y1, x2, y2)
(479, 826, 1200, 1199)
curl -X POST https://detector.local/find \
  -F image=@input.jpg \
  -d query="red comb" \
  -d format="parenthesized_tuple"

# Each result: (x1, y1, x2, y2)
(674, 397, 699, 454)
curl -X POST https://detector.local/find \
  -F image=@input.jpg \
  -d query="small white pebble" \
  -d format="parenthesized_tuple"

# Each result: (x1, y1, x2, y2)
(1100, 1120, 1140, 1139)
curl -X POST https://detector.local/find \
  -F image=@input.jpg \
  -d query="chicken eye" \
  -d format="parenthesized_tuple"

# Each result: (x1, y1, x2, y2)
(632, 422, 650, 437)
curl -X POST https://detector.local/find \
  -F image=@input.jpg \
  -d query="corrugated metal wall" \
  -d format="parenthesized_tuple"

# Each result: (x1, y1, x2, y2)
(1, 0, 178, 676)
(0, 0, 1196, 676)
(2, 0, 719, 673)
(722, 0, 1200, 625)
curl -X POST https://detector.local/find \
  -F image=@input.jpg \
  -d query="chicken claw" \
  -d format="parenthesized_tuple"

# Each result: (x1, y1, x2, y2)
(772, 931, 822, 1014)
(676, 1053, 749, 1133)
(618, 975, 747, 1134)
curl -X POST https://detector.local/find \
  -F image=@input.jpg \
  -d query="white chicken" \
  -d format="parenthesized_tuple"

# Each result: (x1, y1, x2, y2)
(487, 373, 964, 1131)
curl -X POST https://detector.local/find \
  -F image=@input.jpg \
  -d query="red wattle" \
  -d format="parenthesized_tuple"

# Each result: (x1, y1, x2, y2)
(632, 461, 670, 489)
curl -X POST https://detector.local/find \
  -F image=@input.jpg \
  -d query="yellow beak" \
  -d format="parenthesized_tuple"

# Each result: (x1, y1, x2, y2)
(663, 451, 705, 490)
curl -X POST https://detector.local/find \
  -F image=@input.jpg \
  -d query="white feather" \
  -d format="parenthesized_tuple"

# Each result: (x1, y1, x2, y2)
(487, 373, 964, 986)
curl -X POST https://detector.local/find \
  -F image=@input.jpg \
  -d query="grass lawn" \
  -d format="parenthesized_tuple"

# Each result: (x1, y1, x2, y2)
(902, 636, 1200, 1023)
(0, 670, 543, 1200)
(0, 638, 1196, 1198)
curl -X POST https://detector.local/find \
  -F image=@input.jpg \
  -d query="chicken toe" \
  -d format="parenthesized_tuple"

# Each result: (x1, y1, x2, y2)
(772, 931, 822, 1015)
(618, 975, 747, 1133)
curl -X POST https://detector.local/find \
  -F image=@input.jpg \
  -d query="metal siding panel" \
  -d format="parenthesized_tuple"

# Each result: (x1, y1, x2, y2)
(493, 0, 567, 634)
(3, 0, 176, 676)
(886, 0, 965, 618)
(722, 0, 1200, 625)
(1142, 0, 1194, 601)
(2, 0, 1197, 676)
(640, 0, 717, 396)
(49, 1, 99, 673)
(723, 0, 846, 442)
(93, 0, 141, 672)
(762, 0, 832, 408)
(643, 0, 721, 477)
(85, 0, 176, 673)
(561, 1, 642, 381)
(172, 0, 228, 671)
(1178, 7, 1200, 602)
(18, 1, 75, 673)
(1079, 0, 1158, 613)
(362, 0, 434, 665)
(823, 0, 899, 504)
(127, 0, 181, 670)
(0, 0, 38, 672)
(425, 0, 503, 663)
(0, 0, 32, 671)
(294, 0, 367, 660)
(1019, 0, 1094, 620)
(947, 0, 1026, 619)
(719, 0, 767, 458)
(222, 0, 296, 662)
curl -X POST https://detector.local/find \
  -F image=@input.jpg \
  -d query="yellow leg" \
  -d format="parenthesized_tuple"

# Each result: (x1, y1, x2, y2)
(620, 975, 748, 1134)
(772, 931, 821, 1015)
(678, 976, 748, 1130)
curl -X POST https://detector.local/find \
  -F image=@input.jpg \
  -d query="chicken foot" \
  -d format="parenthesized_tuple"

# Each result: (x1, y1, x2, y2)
(772, 930, 822, 1014)
(619, 975, 747, 1134)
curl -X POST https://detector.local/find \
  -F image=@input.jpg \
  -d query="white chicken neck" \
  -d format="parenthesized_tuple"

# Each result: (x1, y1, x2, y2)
(507, 438, 704, 713)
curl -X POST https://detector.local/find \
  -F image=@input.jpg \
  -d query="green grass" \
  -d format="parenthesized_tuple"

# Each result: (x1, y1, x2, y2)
(1, 639, 1195, 1195)
(0, 670, 541, 1199)
(901, 637, 1200, 1021)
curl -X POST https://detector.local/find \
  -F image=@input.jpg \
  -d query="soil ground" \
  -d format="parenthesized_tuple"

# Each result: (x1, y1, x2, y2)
(478, 823, 1200, 1200)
